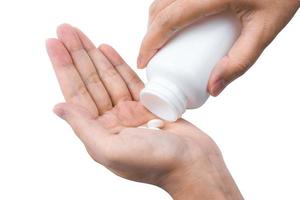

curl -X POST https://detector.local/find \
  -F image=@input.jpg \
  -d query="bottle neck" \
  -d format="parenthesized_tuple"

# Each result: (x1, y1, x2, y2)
(140, 78, 187, 121)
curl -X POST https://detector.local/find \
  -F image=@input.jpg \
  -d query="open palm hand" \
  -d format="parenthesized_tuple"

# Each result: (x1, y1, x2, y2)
(46, 24, 221, 188)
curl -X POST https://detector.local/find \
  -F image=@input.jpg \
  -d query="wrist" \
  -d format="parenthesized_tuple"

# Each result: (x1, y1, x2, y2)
(159, 153, 243, 200)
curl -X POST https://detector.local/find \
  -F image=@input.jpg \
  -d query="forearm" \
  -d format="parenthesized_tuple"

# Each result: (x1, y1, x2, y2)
(160, 155, 243, 200)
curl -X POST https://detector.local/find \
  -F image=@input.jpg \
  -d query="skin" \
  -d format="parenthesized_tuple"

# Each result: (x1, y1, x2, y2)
(46, 24, 243, 199)
(138, 0, 300, 96)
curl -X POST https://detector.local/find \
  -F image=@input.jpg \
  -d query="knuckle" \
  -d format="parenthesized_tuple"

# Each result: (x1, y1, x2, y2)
(84, 71, 101, 86)
(155, 12, 179, 34)
(62, 63, 74, 69)
(232, 60, 249, 78)
(101, 68, 119, 80)
(127, 73, 141, 87)
(71, 83, 88, 99)
(156, 13, 171, 27)
(259, 24, 275, 49)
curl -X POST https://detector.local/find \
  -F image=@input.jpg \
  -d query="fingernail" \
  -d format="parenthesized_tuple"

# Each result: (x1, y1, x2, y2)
(211, 79, 226, 96)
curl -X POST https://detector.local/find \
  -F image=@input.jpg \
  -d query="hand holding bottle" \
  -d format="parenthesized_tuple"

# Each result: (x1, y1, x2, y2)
(138, 0, 300, 96)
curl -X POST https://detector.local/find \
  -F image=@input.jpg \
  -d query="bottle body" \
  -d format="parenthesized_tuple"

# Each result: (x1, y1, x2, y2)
(140, 12, 240, 121)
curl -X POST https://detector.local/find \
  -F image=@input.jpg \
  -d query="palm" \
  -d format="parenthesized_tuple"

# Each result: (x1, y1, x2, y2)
(47, 24, 219, 186)
(92, 100, 213, 185)
(97, 101, 152, 132)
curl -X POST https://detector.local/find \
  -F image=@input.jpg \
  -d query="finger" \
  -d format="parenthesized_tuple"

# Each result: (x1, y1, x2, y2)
(148, 0, 176, 26)
(138, 0, 229, 68)
(53, 103, 110, 151)
(57, 24, 113, 113)
(75, 28, 132, 104)
(99, 44, 144, 101)
(208, 18, 271, 96)
(46, 38, 98, 117)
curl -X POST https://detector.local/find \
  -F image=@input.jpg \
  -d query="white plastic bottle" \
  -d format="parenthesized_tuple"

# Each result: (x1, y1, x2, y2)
(140, 12, 240, 121)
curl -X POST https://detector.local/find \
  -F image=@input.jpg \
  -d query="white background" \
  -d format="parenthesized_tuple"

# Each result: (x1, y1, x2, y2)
(0, 0, 299, 199)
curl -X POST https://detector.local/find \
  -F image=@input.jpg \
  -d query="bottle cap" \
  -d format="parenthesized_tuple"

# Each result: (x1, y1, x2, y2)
(140, 78, 187, 121)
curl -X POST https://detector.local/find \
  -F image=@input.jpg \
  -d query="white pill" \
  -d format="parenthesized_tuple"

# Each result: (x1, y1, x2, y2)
(147, 119, 164, 129)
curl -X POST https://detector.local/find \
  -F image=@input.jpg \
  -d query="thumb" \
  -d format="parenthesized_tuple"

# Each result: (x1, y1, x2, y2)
(208, 19, 271, 96)
(53, 103, 108, 147)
